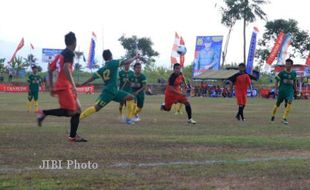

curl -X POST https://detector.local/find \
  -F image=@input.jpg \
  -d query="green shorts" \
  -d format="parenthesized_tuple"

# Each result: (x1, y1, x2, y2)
(28, 90, 39, 101)
(96, 88, 131, 107)
(135, 92, 145, 108)
(276, 89, 294, 105)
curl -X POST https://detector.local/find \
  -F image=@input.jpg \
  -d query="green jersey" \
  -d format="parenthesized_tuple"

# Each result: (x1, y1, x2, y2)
(130, 73, 147, 93)
(28, 74, 42, 91)
(276, 70, 297, 92)
(93, 60, 121, 90)
(119, 69, 134, 92)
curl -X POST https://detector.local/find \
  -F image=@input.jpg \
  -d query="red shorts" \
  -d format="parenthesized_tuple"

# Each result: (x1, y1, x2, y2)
(55, 89, 77, 111)
(236, 93, 247, 106)
(164, 93, 187, 111)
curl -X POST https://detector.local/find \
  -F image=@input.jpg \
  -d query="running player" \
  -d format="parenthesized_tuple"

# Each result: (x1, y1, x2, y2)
(36, 32, 87, 142)
(271, 58, 297, 124)
(160, 63, 196, 124)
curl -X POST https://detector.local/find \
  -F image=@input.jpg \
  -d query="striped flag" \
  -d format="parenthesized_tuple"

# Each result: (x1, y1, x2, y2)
(8, 38, 24, 64)
(266, 32, 285, 65)
(276, 33, 292, 65)
(171, 32, 180, 65)
(87, 32, 96, 69)
(306, 51, 310, 65)
(246, 27, 259, 74)
(179, 37, 185, 67)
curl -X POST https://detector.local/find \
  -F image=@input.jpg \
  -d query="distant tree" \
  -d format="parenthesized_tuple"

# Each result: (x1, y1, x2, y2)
(256, 19, 310, 67)
(221, 0, 268, 64)
(24, 54, 37, 67)
(118, 35, 159, 65)
(219, 2, 237, 67)
(11, 56, 29, 77)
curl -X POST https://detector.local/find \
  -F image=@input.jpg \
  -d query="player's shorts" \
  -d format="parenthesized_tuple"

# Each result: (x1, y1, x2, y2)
(28, 90, 39, 101)
(135, 92, 145, 108)
(277, 89, 294, 105)
(55, 89, 77, 111)
(236, 94, 247, 105)
(96, 88, 131, 107)
(164, 93, 187, 111)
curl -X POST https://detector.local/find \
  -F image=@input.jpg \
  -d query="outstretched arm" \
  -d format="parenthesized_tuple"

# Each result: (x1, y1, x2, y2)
(120, 54, 140, 67)
(81, 76, 96, 86)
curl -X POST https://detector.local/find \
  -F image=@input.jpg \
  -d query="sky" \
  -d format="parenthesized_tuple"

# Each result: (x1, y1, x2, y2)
(0, 0, 309, 70)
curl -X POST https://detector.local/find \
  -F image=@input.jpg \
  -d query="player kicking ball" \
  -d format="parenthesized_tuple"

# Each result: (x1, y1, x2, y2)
(226, 63, 253, 121)
(271, 58, 297, 125)
(36, 32, 87, 142)
(80, 49, 140, 125)
(160, 63, 196, 124)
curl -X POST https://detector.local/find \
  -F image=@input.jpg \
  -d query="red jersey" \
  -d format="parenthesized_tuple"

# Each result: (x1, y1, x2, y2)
(49, 48, 74, 91)
(165, 73, 184, 95)
(228, 72, 251, 94)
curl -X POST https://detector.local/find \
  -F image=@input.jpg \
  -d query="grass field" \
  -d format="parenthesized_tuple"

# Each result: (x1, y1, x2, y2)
(1, 93, 310, 190)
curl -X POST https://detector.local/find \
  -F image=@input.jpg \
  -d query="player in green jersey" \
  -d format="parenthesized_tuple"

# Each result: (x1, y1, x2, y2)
(271, 58, 297, 125)
(130, 62, 147, 122)
(80, 49, 140, 124)
(118, 63, 134, 118)
(27, 65, 42, 112)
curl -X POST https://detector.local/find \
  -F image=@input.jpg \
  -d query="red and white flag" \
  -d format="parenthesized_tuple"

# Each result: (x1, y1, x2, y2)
(171, 32, 180, 65)
(8, 38, 24, 64)
(179, 36, 185, 67)
(306, 51, 310, 65)
(266, 32, 285, 65)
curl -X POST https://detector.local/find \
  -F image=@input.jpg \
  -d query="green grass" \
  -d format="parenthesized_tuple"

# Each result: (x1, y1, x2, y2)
(1, 93, 310, 189)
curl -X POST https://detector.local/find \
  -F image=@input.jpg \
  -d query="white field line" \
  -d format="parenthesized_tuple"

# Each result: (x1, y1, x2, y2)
(110, 156, 310, 168)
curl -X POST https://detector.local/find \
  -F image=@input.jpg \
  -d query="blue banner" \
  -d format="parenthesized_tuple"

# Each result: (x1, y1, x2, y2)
(192, 36, 223, 78)
(87, 33, 96, 69)
(42, 48, 62, 62)
(246, 28, 258, 74)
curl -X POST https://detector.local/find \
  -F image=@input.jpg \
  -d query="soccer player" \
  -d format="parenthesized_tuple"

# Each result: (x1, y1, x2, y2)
(36, 32, 87, 142)
(118, 63, 134, 118)
(27, 65, 42, 112)
(130, 62, 147, 121)
(80, 49, 140, 124)
(227, 63, 252, 121)
(161, 63, 196, 124)
(271, 58, 297, 124)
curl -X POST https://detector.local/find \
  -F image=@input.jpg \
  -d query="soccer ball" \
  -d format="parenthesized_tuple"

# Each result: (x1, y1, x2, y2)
(177, 45, 187, 55)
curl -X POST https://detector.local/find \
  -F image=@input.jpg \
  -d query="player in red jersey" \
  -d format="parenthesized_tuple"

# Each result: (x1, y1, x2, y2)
(37, 32, 86, 142)
(161, 63, 196, 124)
(227, 63, 253, 121)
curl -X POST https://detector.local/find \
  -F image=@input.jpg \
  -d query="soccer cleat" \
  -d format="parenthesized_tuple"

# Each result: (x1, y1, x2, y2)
(270, 116, 275, 122)
(126, 118, 135, 125)
(133, 114, 141, 122)
(160, 104, 165, 111)
(68, 135, 87, 143)
(187, 118, 197, 124)
(235, 114, 241, 121)
(36, 110, 46, 127)
(282, 118, 288, 125)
